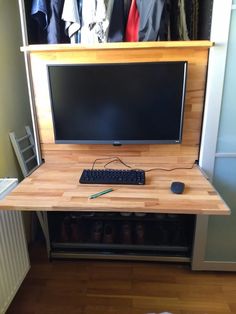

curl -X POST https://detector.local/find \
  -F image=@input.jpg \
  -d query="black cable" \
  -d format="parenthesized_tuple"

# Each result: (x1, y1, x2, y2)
(144, 163, 195, 172)
(104, 158, 132, 169)
(92, 156, 196, 172)
(92, 156, 131, 170)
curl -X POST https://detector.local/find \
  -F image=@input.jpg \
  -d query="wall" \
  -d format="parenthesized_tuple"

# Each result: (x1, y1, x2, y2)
(0, 0, 32, 179)
(0, 1, 32, 242)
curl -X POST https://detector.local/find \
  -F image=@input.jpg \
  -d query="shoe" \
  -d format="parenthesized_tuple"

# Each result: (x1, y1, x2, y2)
(60, 216, 70, 242)
(120, 212, 132, 217)
(70, 221, 80, 242)
(167, 214, 178, 219)
(121, 222, 132, 244)
(170, 221, 183, 245)
(135, 223, 145, 245)
(103, 223, 115, 244)
(91, 221, 103, 243)
(156, 223, 169, 245)
(155, 213, 167, 220)
(134, 212, 146, 217)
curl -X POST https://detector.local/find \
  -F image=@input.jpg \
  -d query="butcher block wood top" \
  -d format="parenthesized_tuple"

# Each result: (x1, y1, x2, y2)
(28, 43, 210, 168)
(20, 41, 213, 52)
(0, 162, 229, 215)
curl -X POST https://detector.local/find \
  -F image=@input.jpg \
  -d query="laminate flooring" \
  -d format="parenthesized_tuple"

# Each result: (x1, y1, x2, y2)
(6, 245, 236, 314)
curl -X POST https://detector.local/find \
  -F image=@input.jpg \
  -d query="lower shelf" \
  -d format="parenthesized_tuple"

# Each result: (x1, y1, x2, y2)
(50, 250, 191, 263)
(52, 242, 189, 252)
(48, 212, 195, 262)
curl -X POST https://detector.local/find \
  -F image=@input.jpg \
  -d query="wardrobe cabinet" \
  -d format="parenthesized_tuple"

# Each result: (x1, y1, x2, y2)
(16, 0, 234, 268)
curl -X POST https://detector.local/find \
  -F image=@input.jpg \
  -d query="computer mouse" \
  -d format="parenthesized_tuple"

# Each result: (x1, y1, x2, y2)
(170, 181, 185, 194)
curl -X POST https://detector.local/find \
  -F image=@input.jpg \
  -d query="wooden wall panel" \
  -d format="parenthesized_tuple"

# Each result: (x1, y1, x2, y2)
(29, 45, 209, 168)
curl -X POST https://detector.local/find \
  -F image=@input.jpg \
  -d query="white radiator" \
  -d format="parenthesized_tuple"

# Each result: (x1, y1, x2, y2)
(0, 178, 30, 314)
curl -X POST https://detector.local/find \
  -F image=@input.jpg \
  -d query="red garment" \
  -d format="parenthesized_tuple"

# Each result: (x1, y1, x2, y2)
(125, 0, 140, 42)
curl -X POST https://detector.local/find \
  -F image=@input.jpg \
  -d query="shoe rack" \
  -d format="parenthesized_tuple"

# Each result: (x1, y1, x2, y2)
(47, 213, 195, 262)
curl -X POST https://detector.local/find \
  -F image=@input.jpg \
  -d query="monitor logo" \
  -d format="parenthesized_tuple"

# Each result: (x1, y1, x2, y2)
(113, 141, 121, 146)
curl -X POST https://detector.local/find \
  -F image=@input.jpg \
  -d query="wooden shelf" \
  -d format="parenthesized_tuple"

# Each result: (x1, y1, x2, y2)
(20, 40, 214, 53)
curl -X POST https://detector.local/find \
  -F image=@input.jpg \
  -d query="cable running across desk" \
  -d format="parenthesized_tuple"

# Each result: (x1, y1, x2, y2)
(91, 156, 195, 172)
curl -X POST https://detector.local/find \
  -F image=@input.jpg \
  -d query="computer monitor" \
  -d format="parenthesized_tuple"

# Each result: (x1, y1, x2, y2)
(48, 61, 187, 145)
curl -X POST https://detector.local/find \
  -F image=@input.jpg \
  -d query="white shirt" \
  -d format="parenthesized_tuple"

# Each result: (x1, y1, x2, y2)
(81, 0, 109, 44)
(62, 0, 81, 43)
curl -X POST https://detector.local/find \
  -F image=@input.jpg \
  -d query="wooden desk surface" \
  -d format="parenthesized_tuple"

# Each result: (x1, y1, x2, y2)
(0, 163, 230, 215)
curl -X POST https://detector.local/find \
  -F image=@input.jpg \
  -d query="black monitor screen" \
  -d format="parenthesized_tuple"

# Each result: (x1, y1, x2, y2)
(48, 61, 187, 144)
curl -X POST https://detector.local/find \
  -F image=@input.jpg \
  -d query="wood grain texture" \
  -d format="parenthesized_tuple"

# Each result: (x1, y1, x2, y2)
(29, 45, 209, 166)
(20, 40, 213, 52)
(7, 244, 236, 314)
(0, 162, 229, 215)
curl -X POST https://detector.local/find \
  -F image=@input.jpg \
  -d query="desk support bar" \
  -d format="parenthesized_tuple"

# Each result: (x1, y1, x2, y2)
(191, 215, 209, 270)
(36, 211, 50, 258)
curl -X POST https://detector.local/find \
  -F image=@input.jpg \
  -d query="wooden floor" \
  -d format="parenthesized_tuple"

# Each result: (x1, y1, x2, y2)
(7, 245, 236, 314)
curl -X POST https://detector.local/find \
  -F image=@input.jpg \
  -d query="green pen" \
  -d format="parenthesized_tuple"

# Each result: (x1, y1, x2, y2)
(89, 188, 114, 199)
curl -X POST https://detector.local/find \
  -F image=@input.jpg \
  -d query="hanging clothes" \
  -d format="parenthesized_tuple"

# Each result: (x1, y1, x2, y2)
(184, 0, 199, 40)
(136, 0, 165, 41)
(178, 0, 189, 40)
(125, 0, 140, 42)
(168, 0, 189, 40)
(31, 0, 48, 29)
(158, 0, 171, 41)
(169, 0, 179, 40)
(107, 0, 126, 42)
(31, 0, 67, 43)
(62, 0, 82, 43)
(80, 0, 97, 43)
(94, 0, 109, 43)
(124, 0, 132, 22)
(192, 0, 199, 39)
(80, 0, 109, 44)
(47, 0, 66, 43)
(104, 0, 115, 41)
(185, 0, 193, 39)
(31, 0, 48, 43)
